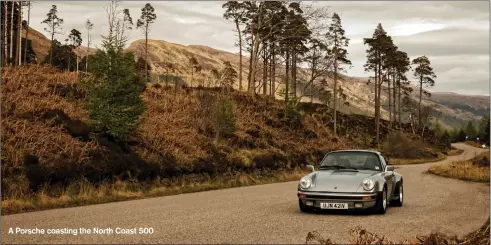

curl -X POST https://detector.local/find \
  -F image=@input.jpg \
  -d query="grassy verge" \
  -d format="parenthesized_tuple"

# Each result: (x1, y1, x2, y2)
(428, 151, 490, 183)
(306, 218, 490, 244)
(390, 153, 446, 165)
(2, 169, 307, 215)
(446, 147, 464, 156)
(465, 141, 489, 149)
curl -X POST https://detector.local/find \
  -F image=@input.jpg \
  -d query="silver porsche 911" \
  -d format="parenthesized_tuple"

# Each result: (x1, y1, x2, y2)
(297, 150, 403, 214)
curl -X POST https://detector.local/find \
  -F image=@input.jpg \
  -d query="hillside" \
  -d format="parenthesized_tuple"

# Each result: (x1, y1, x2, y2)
(24, 26, 489, 129)
(4, 65, 431, 212)
(21, 27, 98, 62)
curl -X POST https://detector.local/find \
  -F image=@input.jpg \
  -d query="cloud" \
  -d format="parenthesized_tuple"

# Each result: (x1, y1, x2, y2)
(27, 1, 490, 95)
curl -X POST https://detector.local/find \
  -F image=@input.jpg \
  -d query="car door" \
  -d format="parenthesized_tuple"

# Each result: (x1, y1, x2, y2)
(379, 154, 394, 196)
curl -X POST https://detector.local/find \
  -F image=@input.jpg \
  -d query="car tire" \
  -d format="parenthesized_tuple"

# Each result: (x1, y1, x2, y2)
(391, 181, 403, 207)
(299, 199, 312, 213)
(374, 187, 387, 214)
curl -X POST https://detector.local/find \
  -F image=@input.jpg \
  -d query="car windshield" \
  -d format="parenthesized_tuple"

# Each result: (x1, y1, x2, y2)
(319, 151, 382, 171)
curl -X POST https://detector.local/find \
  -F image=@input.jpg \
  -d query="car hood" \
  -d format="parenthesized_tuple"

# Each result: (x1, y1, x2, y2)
(309, 170, 377, 192)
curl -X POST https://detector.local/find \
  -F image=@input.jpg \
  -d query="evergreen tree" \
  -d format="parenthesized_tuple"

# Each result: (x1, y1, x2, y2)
(465, 121, 478, 140)
(223, 1, 247, 91)
(364, 23, 393, 144)
(326, 12, 351, 136)
(41, 5, 63, 65)
(136, 3, 157, 83)
(412, 55, 436, 126)
(42, 39, 77, 71)
(82, 2, 145, 142)
(441, 130, 451, 149)
(66, 29, 82, 71)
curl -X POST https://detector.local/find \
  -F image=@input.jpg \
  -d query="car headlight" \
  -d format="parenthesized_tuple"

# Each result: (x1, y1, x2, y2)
(362, 178, 375, 191)
(300, 177, 312, 189)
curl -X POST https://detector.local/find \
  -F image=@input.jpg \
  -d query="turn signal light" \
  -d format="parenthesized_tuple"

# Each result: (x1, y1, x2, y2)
(299, 194, 307, 199)
(362, 196, 372, 200)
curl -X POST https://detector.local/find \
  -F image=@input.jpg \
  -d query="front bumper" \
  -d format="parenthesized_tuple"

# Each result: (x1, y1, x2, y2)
(298, 191, 377, 210)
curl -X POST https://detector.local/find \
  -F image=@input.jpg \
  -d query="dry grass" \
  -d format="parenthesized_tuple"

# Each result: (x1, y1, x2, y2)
(390, 153, 446, 165)
(2, 169, 307, 215)
(446, 147, 465, 156)
(465, 141, 489, 149)
(428, 151, 490, 183)
(306, 219, 490, 244)
(0, 66, 441, 214)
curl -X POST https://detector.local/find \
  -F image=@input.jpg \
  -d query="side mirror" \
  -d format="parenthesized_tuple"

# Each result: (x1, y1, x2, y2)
(386, 165, 394, 172)
(306, 165, 315, 172)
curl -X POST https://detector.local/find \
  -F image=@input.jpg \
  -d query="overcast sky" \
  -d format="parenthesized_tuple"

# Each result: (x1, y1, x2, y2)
(28, 1, 490, 95)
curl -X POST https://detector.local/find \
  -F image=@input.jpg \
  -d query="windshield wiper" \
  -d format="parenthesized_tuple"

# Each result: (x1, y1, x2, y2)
(319, 165, 357, 170)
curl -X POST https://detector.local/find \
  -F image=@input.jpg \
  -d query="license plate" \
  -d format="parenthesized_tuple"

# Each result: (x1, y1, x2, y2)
(320, 203, 348, 209)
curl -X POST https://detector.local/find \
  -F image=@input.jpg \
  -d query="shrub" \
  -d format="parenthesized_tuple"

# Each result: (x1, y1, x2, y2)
(211, 97, 236, 139)
(382, 132, 425, 159)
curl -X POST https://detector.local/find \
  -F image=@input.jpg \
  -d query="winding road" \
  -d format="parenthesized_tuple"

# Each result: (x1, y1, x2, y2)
(2, 143, 489, 244)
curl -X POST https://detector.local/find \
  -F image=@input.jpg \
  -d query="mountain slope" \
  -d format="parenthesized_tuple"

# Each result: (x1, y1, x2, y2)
(22, 27, 97, 62)
(24, 27, 489, 129)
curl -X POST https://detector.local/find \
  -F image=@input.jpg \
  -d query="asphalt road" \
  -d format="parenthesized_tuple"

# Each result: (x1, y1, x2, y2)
(2, 143, 489, 244)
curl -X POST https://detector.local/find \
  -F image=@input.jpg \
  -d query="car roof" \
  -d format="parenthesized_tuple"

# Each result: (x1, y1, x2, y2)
(328, 150, 382, 155)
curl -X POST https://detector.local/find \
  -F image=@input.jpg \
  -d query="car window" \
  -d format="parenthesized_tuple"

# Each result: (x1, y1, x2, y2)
(379, 154, 388, 168)
(320, 152, 383, 171)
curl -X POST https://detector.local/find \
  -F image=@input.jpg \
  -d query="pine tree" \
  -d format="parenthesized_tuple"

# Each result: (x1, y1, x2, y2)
(223, 1, 247, 91)
(66, 29, 82, 72)
(136, 3, 157, 83)
(412, 55, 436, 127)
(326, 13, 351, 136)
(83, 2, 145, 142)
(41, 5, 63, 65)
(465, 121, 478, 140)
(364, 23, 392, 144)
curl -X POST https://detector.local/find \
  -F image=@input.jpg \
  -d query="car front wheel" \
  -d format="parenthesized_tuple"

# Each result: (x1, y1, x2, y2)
(374, 188, 387, 214)
(391, 181, 403, 207)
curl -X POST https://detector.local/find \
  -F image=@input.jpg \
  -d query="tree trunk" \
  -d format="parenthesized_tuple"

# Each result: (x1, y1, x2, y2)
(398, 78, 402, 129)
(86, 32, 89, 72)
(16, 1, 21, 66)
(292, 47, 297, 101)
(3, 2, 7, 66)
(285, 49, 290, 104)
(50, 24, 54, 65)
(9, 1, 14, 66)
(333, 53, 338, 136)
(271, 44, 276, 98)
(247, 39, 253, 92)
(387, 71, 391, 128)
(262, 44, 267, 95)
(375, 60, 381, 145)
(393, 72, 397, 127)
(145, 27, 149, 83)
(24, 2, 31, 64)
(68, 54, 71, 71)
(235, 20, 243, 91)
(418, 76, 423, 127)
(76, 56, 79, 73)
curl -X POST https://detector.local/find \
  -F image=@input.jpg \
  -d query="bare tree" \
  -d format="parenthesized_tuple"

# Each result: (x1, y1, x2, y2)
(84, 19, 93, 72)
